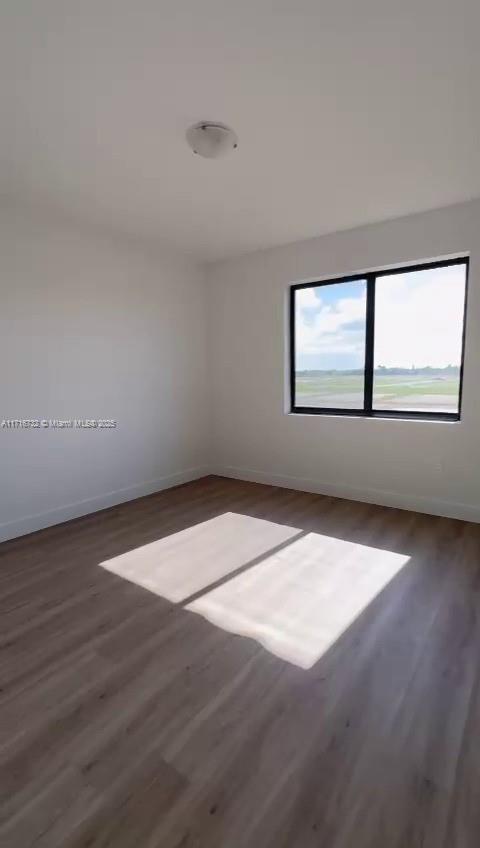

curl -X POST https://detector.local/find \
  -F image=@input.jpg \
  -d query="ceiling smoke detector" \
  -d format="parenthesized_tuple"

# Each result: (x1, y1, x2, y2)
(186, 122, 238, 159)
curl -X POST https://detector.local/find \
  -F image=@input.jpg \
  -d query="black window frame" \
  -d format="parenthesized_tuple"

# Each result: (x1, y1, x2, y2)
(290, 256, 469, 421)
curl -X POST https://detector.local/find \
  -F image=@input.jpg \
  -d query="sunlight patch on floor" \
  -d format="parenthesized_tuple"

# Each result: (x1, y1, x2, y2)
(186, 532, 410, 669)
(99, 513, 410, 669)
(99, 512, 300, 602)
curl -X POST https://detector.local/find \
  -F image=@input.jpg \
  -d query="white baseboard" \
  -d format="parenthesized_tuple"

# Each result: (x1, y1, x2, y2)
(3, 463, 477, 543)
(213, 465, 480, 524)
(0, 465, 210, 543)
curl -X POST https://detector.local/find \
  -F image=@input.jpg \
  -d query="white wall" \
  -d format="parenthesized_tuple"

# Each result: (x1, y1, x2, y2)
(2, 199, 479, 542)
(0, 205, 208, 542)
(208, 200, 480, 522)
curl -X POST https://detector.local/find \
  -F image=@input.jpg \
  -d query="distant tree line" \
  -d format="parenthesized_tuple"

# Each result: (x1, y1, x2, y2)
(298, 365, 460, 376)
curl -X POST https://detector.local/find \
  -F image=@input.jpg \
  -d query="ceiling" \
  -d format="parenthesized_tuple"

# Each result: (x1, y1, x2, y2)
(1, 0, 479, 262)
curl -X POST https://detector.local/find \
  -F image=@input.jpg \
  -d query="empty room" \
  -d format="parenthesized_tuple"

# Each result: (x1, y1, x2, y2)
(1, 1, 479, 846)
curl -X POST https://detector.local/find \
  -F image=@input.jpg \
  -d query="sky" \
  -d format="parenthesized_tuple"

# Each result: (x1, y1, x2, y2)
(295, 264, 466, 371)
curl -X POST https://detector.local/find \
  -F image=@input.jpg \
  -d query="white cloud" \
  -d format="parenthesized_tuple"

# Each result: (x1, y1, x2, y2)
(296, 287, 321, 311)
(374, 266, 465, 368)
(296, 289, 365, 356)
(296, 266, 466, 368)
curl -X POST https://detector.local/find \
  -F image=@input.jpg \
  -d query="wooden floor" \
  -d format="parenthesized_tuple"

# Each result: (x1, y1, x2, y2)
(1, 475, 480, 847)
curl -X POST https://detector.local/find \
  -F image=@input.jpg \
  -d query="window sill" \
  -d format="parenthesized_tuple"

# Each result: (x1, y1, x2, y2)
(287, 410, 460, 423)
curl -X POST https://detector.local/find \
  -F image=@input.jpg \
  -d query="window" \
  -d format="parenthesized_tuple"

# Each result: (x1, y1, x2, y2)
(290, 257, 468, 420)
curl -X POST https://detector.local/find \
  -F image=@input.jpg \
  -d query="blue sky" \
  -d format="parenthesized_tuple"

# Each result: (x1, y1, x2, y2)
(295, 279, 367, 370)
(295, 266, 466, 371)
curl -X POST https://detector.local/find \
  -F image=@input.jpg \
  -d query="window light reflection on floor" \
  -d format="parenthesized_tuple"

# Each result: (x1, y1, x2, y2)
(99, 512, 410, 669)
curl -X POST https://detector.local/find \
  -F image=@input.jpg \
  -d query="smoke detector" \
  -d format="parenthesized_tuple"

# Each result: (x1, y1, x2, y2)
(186, 122, 238, 159)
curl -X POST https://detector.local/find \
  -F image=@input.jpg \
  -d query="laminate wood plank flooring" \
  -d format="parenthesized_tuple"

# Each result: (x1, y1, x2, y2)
(1, 475, 480, 847)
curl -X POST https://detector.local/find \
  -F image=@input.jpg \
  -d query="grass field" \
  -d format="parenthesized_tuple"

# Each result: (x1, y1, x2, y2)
(295, 373, 459, 413)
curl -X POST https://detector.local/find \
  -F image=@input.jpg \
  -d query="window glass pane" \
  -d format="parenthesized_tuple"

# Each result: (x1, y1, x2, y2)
(373, 263, 467, 414)
(294, 279, 367, 409)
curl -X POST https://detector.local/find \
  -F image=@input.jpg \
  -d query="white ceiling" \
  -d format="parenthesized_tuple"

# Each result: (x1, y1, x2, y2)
(1, 0, 479, 261)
